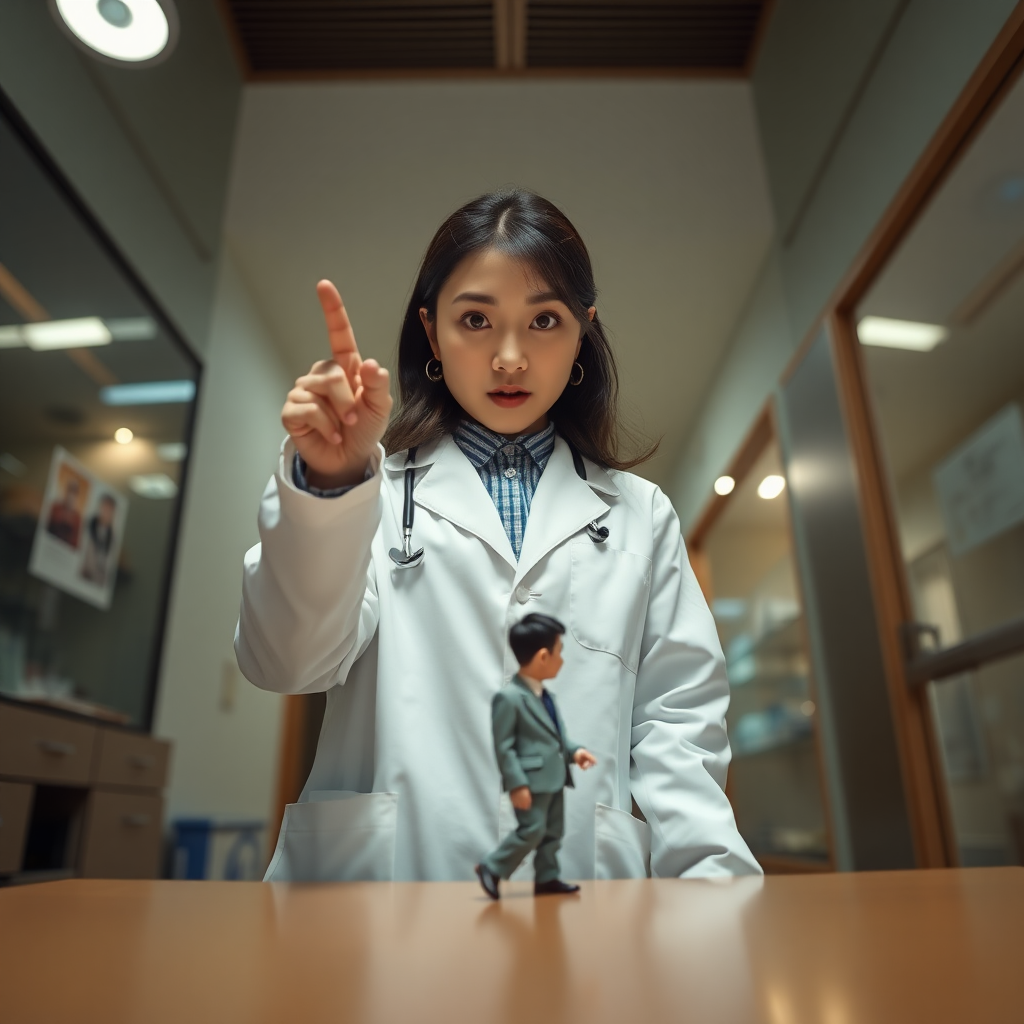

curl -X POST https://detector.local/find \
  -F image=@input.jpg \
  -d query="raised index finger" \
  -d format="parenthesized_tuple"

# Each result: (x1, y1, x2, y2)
(317, 280, 361, 368)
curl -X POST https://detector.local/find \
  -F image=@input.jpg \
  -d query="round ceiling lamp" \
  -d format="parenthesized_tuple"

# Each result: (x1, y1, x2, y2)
(50, 0, 179, 66)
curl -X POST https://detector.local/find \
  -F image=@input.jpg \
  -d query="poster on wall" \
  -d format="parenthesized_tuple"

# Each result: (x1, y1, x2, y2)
(28, 446, 129, 610)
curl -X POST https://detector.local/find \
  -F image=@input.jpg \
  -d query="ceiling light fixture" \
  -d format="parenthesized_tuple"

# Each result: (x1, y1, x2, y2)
(106, 317, 158, 341)
(857, 316, 949, 352)
(156, 442, 188, 462)
(757, 475, 786, 500)
(50, 0, 179, 66)
(0, 317, 113, 350)
(130, 473, 178, 499)
(114, 427, 135, 444)
(100, 380, 196, 405)
(714, 475, 735, 496)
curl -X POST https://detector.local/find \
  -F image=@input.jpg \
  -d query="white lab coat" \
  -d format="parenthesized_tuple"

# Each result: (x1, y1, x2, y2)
(236, 432, 760, 882)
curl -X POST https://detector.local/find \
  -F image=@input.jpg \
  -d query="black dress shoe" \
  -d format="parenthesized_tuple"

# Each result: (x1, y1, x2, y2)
(475, 863, 500, 900)
(534, 879, 580, 896)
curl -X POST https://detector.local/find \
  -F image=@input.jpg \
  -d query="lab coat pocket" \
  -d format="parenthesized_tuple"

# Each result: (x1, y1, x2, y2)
(570, 541, 652, 673)
(594, 803, 651, 879)
(263, 791, 398, 883)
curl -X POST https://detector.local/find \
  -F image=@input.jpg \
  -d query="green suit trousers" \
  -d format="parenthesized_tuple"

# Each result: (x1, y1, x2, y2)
(482, 790, 565, 884)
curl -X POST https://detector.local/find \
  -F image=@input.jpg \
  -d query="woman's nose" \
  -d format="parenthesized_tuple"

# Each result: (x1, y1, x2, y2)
(493, 329, 527, 372)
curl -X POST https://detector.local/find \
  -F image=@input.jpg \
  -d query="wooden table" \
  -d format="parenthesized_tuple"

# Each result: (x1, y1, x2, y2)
(2, 869, 1022, 1023)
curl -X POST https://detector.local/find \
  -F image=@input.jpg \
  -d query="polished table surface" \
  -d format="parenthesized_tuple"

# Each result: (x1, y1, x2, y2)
(2, 869, 1022, 1023)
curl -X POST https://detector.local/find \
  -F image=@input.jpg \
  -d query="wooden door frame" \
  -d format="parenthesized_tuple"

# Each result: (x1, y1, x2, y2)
(783, 4, 1024, 868)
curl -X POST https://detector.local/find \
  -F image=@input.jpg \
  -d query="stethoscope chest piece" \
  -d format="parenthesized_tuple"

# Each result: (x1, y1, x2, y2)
(389, 447, 424, 569)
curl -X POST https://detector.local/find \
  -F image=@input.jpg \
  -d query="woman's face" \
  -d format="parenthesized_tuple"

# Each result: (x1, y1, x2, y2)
(420, 248, 595, 437)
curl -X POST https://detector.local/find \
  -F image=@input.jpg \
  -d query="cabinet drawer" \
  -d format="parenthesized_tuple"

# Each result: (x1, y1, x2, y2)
(80, 790, 163, 879)
(0, 703, 96, 785)
(0, 781, 33, 874)
(94, 729, 170, 791)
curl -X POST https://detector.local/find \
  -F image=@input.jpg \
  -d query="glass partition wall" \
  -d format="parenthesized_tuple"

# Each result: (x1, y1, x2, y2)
(0, 95, 200, 730)
(854, 67, 1024, 866)
(691, 424, 832, 871)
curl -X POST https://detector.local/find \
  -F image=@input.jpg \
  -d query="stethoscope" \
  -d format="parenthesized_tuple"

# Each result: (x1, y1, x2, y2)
(388, 441, 609, 569)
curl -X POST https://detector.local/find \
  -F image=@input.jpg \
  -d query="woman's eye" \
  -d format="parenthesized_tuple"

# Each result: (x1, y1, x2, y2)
(531, 312, 561, 330)
(461, 312, 490, 330)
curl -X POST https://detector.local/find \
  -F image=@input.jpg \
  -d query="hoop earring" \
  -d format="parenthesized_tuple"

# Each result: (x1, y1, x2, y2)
(569, 361, 585, 386)
(425, 357, 444, 382)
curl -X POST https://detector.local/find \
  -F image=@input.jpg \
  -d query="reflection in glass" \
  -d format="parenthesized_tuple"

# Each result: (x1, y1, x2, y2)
(0, 104, 199, 728)
(703, 439, 830, 867)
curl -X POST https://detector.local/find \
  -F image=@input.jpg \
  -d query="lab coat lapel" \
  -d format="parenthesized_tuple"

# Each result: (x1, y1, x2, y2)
(514, 436, 616, 586)
(410, 434, 517, 570)
(514, 676, 560, 741)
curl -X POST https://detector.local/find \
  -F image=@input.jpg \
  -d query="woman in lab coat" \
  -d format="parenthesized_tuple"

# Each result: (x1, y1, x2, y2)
(236, 190, 760, 883)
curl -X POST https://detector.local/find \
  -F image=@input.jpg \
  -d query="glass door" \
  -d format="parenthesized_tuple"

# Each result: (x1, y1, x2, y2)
(854, 66, 1024, 866)
(692, 425, 832, 871)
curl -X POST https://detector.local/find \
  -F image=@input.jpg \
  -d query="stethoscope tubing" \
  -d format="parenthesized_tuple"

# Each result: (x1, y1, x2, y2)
(387, 439, 608, 570)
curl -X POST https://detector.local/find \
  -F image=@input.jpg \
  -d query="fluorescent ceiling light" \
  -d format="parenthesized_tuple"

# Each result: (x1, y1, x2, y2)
(23, 318, 112, 350)
(101, 380, 196, 405)
(157, 442, 188, 462)
(757, 475, 786, 500)
(0, 326, 23, 349)
(107, 317, 157, 341)
(714, 475, 735, 496)
(51, 0, 178, 65)
(0, 316, 156, 348)
(130, 473, 178, 499)
(857, 316, 949, 352)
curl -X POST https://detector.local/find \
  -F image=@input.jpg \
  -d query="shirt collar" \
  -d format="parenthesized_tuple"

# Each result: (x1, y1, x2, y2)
(517, 672, 545, 698)
(453, 419, 556, 471)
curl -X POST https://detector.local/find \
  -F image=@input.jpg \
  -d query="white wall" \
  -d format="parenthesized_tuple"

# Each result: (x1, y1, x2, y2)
(153, 253, 290, 825)
(225, 78, 776, 487)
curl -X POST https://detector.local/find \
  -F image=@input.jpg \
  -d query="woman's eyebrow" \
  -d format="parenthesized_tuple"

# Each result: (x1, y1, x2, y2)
(527, 291, 560, 304)
(451, 291, 496, 305)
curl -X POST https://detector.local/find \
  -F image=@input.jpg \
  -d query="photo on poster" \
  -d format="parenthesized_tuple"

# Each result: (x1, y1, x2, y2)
(29, 446, 129, 610)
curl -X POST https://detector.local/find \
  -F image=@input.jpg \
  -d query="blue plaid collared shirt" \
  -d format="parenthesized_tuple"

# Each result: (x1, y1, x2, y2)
(451, 419, 556, 560)
(293, 420, 555, 561)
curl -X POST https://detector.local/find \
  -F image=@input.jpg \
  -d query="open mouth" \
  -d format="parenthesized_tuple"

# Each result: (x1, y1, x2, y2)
(488, 387, 531, 407)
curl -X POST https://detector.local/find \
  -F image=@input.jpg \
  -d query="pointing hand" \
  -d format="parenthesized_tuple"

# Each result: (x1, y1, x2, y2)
(281, 281, 393, 488)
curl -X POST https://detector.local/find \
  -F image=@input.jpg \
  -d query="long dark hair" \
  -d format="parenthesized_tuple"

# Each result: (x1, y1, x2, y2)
(381, 189, 657, 470)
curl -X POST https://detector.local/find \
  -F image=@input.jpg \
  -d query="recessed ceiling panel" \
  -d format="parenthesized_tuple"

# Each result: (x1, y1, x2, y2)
(225, 0, 769, 74)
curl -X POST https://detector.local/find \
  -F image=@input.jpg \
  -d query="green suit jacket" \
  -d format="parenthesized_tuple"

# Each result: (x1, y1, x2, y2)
(492, 675, 581, 794)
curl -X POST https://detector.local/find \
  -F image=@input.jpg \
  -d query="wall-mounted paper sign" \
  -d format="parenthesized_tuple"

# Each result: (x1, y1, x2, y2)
(933, 403, 1024, 558)
(29, 446, 129, 610)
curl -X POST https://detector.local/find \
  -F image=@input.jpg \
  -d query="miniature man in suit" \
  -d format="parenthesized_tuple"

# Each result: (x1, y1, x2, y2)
(475, 613, 597, 899)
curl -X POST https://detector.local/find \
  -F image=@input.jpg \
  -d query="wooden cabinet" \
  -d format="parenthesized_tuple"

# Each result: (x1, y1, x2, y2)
(93, 729, 170, 791)
(0, 704, 97, 786)
(0, 781, 33, 874)
(80, 791, 164, 879)
(0, 698, 171, 882)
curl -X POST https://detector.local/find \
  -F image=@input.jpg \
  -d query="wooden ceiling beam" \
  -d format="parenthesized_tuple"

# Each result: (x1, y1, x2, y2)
(494, 0, 526, 69)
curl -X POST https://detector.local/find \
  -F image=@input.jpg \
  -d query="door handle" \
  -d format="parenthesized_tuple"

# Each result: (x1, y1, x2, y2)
(38, 738, 76, 757)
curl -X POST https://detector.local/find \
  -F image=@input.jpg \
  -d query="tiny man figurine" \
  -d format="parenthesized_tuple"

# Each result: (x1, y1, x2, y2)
(475, 613, 597, 900)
